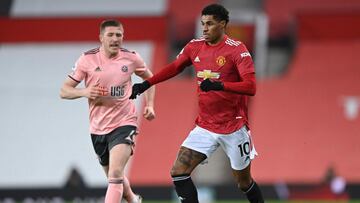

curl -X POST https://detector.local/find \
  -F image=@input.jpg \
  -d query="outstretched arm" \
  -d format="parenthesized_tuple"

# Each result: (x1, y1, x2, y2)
(147, 56, 191, 85)
(129, 56, 191, 99)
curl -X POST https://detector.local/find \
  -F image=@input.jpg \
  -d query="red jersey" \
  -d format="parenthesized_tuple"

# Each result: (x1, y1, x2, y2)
(148, 35, 256, 134)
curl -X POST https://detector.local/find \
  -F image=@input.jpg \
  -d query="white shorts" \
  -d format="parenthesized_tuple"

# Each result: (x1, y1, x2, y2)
(181, 125, 258, 170)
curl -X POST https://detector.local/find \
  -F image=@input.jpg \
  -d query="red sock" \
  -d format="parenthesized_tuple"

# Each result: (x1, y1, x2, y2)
(105, 178, 124, 203)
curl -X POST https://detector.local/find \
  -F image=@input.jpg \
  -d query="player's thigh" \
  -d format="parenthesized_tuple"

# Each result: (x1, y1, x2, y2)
(172, 126, 217, 175)
(181, 126, 219, 158)
(172, 146, 207, 175)
(218, 125, 256, 171)
(107, 126, 137, 177)
(108, 144, 132, 177)
(91, 134, 110, 166)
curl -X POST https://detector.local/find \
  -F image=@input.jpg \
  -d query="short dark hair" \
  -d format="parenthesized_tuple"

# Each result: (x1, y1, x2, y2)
(201, 4, 229, 25)
(100, 19, 122, 34)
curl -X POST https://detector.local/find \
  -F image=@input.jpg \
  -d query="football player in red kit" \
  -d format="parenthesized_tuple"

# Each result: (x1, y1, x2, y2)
(130, 4, 264, 203)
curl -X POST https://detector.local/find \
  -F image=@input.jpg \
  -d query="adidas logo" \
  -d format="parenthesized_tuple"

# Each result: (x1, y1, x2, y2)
(194, 56, 200, 62)
(95, 67, 101, 72)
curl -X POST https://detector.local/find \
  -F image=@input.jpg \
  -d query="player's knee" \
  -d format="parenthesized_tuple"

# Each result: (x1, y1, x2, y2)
(108, 168, 124, 179)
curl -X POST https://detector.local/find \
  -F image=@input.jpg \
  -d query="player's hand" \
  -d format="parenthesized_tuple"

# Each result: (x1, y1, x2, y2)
(129, 80, 151, 99)
(143, 106, 155, 121)
(200, 78, 224, 92)
(84, 84, 108, 100)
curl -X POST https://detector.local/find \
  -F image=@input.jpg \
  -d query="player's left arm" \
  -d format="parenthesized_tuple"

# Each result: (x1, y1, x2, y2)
(221, 44, 256, 96)
(201, 44, 256, 95)
(200, 72, 255, 95)
(221, 72, 256, 96)
(135, 68, 155, 120)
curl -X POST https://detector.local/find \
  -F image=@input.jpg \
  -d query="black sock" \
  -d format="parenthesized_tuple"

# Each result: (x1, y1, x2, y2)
(172, 174, 199, 203)
(243, 181, 264, 203)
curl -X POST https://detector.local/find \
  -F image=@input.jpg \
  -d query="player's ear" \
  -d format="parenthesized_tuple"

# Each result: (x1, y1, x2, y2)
(220, 20, 226, 29)
(99, 34, 103, 43)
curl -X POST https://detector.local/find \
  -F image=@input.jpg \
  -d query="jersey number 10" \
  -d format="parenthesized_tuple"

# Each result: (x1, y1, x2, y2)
(238, 141, 250, 157)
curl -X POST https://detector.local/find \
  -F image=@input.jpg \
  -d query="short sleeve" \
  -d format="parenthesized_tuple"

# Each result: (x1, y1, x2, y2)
(234, 43, 255, 76)
(68, 54, 87, 83)
(133, 52, 148, 75)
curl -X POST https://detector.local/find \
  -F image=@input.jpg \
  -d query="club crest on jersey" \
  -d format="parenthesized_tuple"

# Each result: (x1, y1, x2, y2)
(216, 56, 226, 67)
(121, 65, 128, 72)
(197, 70, 220, 80)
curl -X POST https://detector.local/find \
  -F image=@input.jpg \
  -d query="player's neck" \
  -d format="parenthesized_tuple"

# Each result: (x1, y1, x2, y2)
(207, 34, 226, 46)
(100, 46, 118, 59)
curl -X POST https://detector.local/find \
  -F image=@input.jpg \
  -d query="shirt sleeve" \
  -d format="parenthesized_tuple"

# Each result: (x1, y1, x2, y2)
(177, 42, 193, 60)
(68, 54, 87, 83)
(147, 42, 192, 85)
(222, 73, 256, 95)
(133, 52, 147, 75)
(234, 43, 255, 76)
(221, 43, 256, 95)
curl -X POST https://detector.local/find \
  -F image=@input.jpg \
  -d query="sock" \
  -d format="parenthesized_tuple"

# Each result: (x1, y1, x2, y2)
(243, 181, 264, 203)
(123, 176, 136, 202)
(172, 174, 199, 203)
(105, 178, 124, 203)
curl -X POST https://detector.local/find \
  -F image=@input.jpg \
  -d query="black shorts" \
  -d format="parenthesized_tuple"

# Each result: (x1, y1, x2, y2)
(91, 125, 137, 166)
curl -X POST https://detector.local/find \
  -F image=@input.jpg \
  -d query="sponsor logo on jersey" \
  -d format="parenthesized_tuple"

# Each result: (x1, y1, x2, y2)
(111, 85, 125, 97)
(194, 56, 200, 62)
(197, 70, 220, 80)
(121, 65, 128, 72)
(216, 56, 226, 67)
(240, 52, 251, 58)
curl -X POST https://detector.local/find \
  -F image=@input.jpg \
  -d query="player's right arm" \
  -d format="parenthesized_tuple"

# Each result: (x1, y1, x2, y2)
(129, 43, 193, 99)
(60, 77, 105, 100)
(60, 54, 106, 100)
